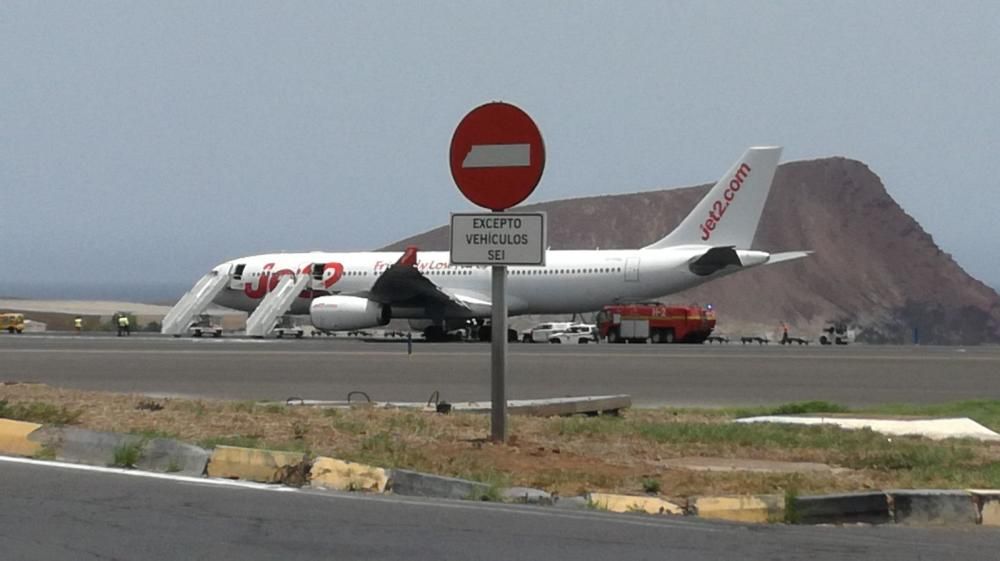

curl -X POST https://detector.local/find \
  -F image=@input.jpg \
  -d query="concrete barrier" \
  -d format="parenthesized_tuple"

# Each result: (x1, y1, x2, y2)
(690, 495, 783, 523)
(136, 438, 210, 477)
(310, 457, 388, 492)
(206, 446, 306, 483)
(792, 492, 891, 525)
(968, 490, 1000, 526)
(889, 490, 978, 525)
(588, 493, 683, 515)
(503, 487, 552, 505)
(0, 419, 43, 457)
(27, 427, 210, 474)
(29, 427, 145, 467)
(389, 469, 493, 500)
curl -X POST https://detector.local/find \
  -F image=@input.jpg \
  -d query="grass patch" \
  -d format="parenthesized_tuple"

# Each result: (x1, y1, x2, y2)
(129, 428, 179, 440)
(198, 435, 263, 449)
(460, 468, 510, 502)
(32, 444, 57, 461)
(351, 432, 427, 468)
(770, 401, 850, 415)
(0, 400, 82, 425)
(641, 477, 662, 494)
(784, 488, 801, 524)
(112, 440, 144, 468)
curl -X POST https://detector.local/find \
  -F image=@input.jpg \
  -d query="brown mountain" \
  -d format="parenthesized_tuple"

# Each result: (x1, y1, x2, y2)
(384, 157, 1000, 345)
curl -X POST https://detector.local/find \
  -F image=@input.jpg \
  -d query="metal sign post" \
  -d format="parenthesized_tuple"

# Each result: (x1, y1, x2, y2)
(490, 259, 508, 442)
(448, 102, 545, 443)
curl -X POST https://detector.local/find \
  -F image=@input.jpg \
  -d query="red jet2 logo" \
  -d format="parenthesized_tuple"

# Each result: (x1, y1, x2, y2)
(243, 262, 343, 299)
(700, 163, 751, 241)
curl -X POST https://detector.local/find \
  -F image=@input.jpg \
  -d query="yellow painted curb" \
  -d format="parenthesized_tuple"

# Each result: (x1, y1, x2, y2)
(0, 418, 43, 457)
(589, 493, 683, 515)
(309, 457, 388, 492)
(206, 446, 305, 483)
(691, 495, 783, 523)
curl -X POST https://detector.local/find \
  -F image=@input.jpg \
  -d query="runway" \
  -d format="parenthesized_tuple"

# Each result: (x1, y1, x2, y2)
(1, 334, 999, 407)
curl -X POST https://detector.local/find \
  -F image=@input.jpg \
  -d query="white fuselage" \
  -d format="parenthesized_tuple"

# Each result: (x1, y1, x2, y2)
(213, 246, 768, 318)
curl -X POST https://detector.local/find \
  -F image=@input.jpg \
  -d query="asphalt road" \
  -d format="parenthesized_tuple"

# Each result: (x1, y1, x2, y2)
(1, 334, 999, 406)
(2, 457, 997, 561)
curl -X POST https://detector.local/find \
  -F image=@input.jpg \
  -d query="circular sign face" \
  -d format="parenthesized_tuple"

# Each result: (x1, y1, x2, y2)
(449, 102, 545, 211)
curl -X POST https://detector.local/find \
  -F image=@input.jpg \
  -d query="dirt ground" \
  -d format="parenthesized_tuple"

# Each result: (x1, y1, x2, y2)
(3, 383, 998, 498)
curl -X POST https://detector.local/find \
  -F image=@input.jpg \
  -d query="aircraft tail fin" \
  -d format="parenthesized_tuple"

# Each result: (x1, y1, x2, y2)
(644, 146, 782, 249)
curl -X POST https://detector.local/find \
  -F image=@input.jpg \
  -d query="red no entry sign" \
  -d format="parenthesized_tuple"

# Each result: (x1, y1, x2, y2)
(449, 102, 545, 211)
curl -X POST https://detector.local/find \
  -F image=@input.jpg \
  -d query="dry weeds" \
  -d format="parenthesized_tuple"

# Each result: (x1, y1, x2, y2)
(3, 383, 999, 498)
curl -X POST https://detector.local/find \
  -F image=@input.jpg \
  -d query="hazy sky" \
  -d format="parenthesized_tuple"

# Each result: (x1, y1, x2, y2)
(3, 1, 999, 295)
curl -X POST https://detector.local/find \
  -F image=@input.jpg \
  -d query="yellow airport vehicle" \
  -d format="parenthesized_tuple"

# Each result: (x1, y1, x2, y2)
(0, 313, 25, 334)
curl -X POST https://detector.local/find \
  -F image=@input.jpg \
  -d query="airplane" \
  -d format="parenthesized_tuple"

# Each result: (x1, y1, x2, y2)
(163, 146, 810, 341)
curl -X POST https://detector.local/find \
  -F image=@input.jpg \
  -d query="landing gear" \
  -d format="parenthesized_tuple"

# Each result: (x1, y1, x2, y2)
(423, 326, 447, 342)
(475, 326, 518, 342)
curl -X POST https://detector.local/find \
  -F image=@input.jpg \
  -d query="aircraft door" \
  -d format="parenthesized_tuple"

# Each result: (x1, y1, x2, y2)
(625, 257, 640, 282)
(230, 263, 247, 289)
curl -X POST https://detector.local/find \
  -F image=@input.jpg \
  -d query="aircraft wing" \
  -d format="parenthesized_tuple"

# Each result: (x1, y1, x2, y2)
(359, 247, 487, 317)
(767, 251, 813, 265)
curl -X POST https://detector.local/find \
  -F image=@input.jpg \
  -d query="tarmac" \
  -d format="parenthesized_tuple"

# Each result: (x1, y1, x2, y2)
(1, 333, 998, 407)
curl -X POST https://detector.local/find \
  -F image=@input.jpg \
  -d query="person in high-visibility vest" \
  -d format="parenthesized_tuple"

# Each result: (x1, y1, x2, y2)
(74, 316, 83, 334)
(117, 315, 129, 337)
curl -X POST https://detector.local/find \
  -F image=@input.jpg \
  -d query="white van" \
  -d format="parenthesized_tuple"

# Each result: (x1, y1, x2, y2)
(521, 322, 573, 343)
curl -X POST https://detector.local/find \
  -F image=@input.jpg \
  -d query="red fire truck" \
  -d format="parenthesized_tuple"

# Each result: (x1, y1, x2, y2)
(595, 303, 716, 344)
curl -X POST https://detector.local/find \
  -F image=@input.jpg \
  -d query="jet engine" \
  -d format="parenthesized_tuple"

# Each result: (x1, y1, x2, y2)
(309, 296, 391, 331)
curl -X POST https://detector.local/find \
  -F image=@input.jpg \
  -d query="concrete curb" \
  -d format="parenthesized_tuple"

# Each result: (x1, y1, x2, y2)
(588, 493, 684, 515)
(969, 490, 1000, 526)
(791, 492, 891, 525)
(690, 495, 783, 523)
(5, 416, 1000, 526)
(888, 489, 979, 526)
(389, 469, 493, 500)
(30, 426, 146, 467)
(206, 445, 307, 483)
(310, 457, 388, 492)
(0, 419, 43, 457)
(25, 427, 210, 475)
(137, 437, 211, 476)
(504, 486, 553, 505)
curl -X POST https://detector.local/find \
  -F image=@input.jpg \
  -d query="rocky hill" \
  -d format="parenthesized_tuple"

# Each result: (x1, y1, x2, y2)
(385, 158, 1000, 345)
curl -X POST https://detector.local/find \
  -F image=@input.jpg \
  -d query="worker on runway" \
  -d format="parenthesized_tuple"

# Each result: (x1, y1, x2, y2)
(74, 316, 83, 334)
(780, 322, 789, 345)
(117, 314, 130, 336)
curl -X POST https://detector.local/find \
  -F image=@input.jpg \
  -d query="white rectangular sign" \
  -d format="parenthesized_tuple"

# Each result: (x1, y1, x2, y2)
(450, 212, 546, 266)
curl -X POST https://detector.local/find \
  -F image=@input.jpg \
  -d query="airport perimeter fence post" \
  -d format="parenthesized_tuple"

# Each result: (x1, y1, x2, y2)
(491, 264, 508, 442)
